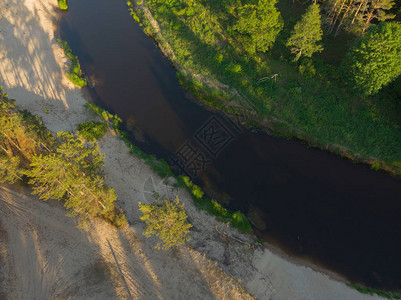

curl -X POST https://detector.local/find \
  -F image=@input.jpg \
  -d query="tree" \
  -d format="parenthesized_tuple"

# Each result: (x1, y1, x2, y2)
(361, 0, 395, 34)
(0, 155, 22, 183)
(231, 0, 283, 54)
(26, 132, 116, 223)
(139, 196, 192, 250)
(340, 22, 401, 95)
(0, 87, 54, 181)
(0, 87, 123, 227)
(322, 0, 395, 36)
(286, 3, 324, 62)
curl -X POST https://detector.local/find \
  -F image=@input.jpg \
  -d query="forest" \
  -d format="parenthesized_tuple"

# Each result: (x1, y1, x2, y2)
(130, 0, 401, 175)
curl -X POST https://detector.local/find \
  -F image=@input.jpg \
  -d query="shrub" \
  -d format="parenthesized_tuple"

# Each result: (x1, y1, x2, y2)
(77, 121, 108, 140)
(58, 0, 68, 10)
(56, 39, 87, 88)
(84, 103, 122, 130)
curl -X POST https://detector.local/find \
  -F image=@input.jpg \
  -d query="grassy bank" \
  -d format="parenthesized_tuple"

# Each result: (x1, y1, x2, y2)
(349, 284, 401, 299)
(85, 102, 253, 234)
(128, 0, 401, 176)
(56, 39, 87, 87)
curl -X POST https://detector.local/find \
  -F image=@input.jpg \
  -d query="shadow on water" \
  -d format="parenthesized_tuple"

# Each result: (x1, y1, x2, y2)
(59, 0, 401, 290)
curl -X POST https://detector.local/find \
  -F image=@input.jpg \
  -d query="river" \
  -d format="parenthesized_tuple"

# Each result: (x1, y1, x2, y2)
(59, 0, 401, 290)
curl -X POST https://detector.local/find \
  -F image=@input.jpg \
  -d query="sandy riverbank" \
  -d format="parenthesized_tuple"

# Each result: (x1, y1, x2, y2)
(0, 0, 382, 299)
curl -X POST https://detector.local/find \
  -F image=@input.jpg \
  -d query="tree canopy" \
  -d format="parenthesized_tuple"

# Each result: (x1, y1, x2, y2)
(286, 3, 324, 61)
(231, 0, 283, 54)
(323, 0, 395, 36)
(341, 22, 401, 95)
(139, 196, 192, 250)
(26, 132, 116, 223)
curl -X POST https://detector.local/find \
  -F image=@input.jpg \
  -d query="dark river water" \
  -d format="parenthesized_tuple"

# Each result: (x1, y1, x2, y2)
(59, 0, 401, 290)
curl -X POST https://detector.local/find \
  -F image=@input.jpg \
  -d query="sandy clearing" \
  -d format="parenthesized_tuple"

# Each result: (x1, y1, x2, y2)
(0, 0, 383, 299)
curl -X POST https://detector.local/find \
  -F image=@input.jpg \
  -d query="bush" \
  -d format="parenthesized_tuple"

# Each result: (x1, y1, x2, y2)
(58, 0, 68, 10)
(84, 103, 122, 130)
(77, 121, 108, 140)
(111, 213, 128, 228)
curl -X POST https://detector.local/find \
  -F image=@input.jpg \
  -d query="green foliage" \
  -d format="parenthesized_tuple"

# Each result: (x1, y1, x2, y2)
(349, 284, 401, 299)
(139, 196, 192, 250)
(127, 1, 141, 24)
(25, 132, 116, 224)
(341, 22, 401, 95)
(58, 0, 68, 10)
(111, 213, 128, 228)
(0, 155, 22, 184)
(84, 103, 122, 130)
(232, 0, 283, 54)
(56, 39, 87, 88)
(322, 0, 395, 36)
(298, 59, 316, 78)
(0, 87, 54, 162)
(179, 176, 253, 233)
(180, 176, 204, 199)
(286, 3, 323, 61)
(77, 121, 108, 141)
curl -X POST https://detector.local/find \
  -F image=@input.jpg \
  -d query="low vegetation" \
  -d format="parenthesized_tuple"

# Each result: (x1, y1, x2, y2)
(56, 39, 87, 88)
(179, 176, 252, 233)
(85, 102, 122, 130)
(349, 284, 401, 299)
(77, 121, 108, 140)
(128, 0, 401, 176)
(0, 88, 126, 228)
(58, 0, 68, 10)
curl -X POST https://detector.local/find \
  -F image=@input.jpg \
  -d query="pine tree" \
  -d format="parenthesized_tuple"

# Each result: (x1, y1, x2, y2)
(341, 22, 401, 95)
(232, 0, 283, 54)
(139, 196, 192, 250)
(0, 155, 22, 183)
(286, 3, 324, 62)
(361, 0, 395, 34)
(26, 132, 116, 223)
(322, 0, 395, 36)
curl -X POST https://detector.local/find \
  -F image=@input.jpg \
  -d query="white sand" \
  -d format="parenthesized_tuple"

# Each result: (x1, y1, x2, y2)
(0, 0, 383, 299)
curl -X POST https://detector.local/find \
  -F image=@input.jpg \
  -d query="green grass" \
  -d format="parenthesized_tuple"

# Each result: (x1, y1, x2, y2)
(56, 39, 87, 88)
(84, 102, 122, 130)
(58, 0, 68, 10)
(131, 0, 401, 176)
(349, 284, 401, 299)
(179, 176, 253, 233)
(77, 121, 108, 141)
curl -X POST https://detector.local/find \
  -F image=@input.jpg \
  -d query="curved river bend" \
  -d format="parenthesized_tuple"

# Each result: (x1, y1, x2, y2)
(59, 0, 401, 290)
